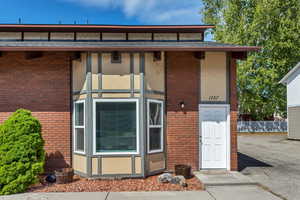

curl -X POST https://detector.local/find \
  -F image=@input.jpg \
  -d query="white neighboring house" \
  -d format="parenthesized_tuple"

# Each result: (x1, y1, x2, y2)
(280, 62, 300, 140)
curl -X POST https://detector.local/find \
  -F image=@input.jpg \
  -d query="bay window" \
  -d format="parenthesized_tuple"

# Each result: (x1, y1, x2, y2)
(94, 99, 139, 154)
(74, 100, 85, 154)
(147, 99, 164, 153)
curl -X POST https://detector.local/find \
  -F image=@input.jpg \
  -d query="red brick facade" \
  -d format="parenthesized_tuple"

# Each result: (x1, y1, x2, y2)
(230, 58, 238, 171)
(166, 52, 200, 171)
(0, 52, 71, 171)
(165, 52, 238, 172)
(0, 51, 239, 173)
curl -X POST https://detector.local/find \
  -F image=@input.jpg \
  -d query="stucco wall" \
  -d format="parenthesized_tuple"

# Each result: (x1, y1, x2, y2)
(288, 106, 300, 140)
(72, 53, 87, 92)
(287, 68, 300, 106)
(200, 52, 227, 102)
(145, 52, 165, 92)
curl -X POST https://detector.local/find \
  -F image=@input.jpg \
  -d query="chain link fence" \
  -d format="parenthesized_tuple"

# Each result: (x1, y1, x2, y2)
(238, 121, 287, 132)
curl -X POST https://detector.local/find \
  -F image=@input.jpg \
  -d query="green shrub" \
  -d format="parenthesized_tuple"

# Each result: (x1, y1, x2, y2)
(0, 109, 45, 195)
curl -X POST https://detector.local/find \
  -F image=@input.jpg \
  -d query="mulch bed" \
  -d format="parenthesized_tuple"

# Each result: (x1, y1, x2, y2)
(28, 174, 203, 192)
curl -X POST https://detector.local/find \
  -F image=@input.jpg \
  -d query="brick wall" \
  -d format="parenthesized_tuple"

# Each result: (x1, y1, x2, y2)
(166, 52, 199, 171)
(230, 58, 238, 171)
(0, 52, 71, 171)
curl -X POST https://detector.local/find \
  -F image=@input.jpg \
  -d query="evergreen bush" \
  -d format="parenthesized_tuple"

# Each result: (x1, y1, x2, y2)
(0, 109, 45, 195)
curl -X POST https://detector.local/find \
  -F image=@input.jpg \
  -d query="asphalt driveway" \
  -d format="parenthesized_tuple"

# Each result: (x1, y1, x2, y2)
(238, 134, 300, 200)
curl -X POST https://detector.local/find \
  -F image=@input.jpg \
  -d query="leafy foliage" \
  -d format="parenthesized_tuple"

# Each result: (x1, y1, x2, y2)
(0, 109, 45, 195)
(202, 0, 300, 119)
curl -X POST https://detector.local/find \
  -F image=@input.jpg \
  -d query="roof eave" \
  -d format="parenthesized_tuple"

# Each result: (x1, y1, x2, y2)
(279, 62, 300, 85)
(0, 46, 261, 52)
(0, 24, 215, 33)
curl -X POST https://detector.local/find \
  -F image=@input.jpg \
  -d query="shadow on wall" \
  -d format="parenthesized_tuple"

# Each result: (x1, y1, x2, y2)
(238, 152, 272, 171)
(45, 151, 70, 173)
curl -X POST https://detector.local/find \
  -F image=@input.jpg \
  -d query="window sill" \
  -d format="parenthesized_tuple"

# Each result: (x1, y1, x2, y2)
(148, 149, 164, 154)
(74, 151, 86, 155)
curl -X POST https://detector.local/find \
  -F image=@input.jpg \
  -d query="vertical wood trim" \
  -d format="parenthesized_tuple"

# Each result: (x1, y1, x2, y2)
(86, 53, 93, 177)
(139, 52, 146, 177)
(98, 53, 102, 98)
(130, 53, 134, 97)
(21, 32, 24, 41)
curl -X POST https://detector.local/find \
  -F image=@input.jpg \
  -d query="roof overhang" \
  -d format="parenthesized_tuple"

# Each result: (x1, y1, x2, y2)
(0, 24, 215, 33)
(279, 62, 300, 85)
(0, 41, 261, 52)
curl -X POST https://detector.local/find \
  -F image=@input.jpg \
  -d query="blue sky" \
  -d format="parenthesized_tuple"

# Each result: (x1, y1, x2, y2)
(0, 0, 203, 25)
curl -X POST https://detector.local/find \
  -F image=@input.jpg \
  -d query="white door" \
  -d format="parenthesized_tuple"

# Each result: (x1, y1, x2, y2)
(199, 105, 230, 169)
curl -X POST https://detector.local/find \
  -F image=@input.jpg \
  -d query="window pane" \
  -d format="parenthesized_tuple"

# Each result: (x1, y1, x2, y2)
(75, 128, 84, 152)
(149, 102, 162, 125)
(75, 103, 84, 126)
(95, 102, 137, 153)
(149, 128, 161, 151)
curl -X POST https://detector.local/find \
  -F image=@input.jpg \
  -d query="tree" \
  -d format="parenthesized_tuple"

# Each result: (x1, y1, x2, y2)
(202, 0, 300, 120)
(0, 109, 45, 195)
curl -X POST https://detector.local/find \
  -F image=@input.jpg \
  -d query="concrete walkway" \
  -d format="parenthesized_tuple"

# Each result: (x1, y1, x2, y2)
(0, 188, 282, 200)
(0, 191, 213, 200)
(0, 170, 283, 200)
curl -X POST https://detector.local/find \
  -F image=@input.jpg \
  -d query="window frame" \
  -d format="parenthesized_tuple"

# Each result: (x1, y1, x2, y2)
(73, 100, 85, 155)
(93, 98, 140, 155)
(147, 99, 164, 154)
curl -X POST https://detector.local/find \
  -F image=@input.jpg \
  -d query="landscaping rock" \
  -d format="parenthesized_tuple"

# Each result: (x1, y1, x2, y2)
(157, 173, 173, 183)
(170, 175, 185, 185)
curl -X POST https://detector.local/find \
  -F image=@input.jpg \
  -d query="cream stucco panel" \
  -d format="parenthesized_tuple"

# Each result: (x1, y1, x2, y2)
(145, 93, 165, 100)
(102, 157, 132, 174)
(102, 75, 131, 90)
(179, 33, 202, 41)
(135, 157, 142, 174)
(102, 33, 126, 40)
(77, 32, 100, 41)
(134, 75, 141, 90)
(73, 155, 87, 173)
(102, 53, 130, 75)
(148, 153, 165, 172)
(145, 52, 165, 92)
(51, 32, 74, 40)
(91, 53, 99, 74)
(0, 32, 22, 40)
(128, 33, 152, 41)
(72, 53, 87, 92)
(92, 74, 99, 90)
(102, 93, 131, 98)
(133, 53, 140, 74)
(24, 32, 48, 40)
(201, 52, 227, 102)
(92, 158, 98, 175)
(154, 33, 177, 40)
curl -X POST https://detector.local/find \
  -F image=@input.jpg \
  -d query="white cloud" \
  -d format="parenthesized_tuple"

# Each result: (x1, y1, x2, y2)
(60, 0, 201, 24)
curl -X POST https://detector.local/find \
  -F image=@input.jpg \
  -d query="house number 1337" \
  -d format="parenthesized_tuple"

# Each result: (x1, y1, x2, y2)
(209, 96, 219, 101)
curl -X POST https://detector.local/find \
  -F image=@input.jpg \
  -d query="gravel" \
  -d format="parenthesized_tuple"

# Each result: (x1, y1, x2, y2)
(28, 174, 203, 193)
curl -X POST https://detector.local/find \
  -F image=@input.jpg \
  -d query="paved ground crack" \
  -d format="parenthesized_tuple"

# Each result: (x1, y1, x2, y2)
(206, 189, 217, 200)
(257, 184, 287, 200)
(104, 191, 110, 200)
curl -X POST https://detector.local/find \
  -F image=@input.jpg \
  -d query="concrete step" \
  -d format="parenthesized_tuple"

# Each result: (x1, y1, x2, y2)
(194, 170, 258, 187)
